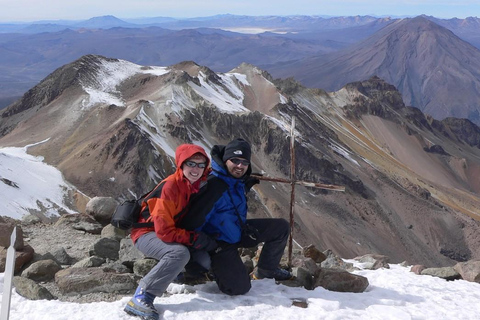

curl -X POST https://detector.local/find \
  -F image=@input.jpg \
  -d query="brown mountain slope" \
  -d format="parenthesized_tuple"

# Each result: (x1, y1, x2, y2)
(1, 56, 479, 268)
(268, 16, 480, 125)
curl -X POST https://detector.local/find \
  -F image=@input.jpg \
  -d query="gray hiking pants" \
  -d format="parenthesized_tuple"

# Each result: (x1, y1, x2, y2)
(135, 232, 208, 297)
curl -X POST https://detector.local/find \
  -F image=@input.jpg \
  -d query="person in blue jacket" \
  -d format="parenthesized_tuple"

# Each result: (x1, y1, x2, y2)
(185, 138, 293, 295)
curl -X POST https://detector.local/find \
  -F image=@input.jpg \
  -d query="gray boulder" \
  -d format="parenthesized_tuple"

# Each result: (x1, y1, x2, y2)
(86, 197, 119, 226)
(55, 267, 136, 295)
(101, 224, 128, 241)
(354, 254, 390, 270)
(133, 258, 158, 277)
(21, 259, 62, 282)
(88, 237, 120, 260)
(314, 268, 369, 293)
(292, 267, 315, 290)
(54, 213, 103, 234)
(291, 256, 320, 275)
(72, 256, 106, 268)
(119, 238, 145, 268)
(321, 249, 355, 271)
(453, 260, 480, 283)
(50, 247, 74, 265)
(13, 276, 56, 300)
(421, 267, 461, 281)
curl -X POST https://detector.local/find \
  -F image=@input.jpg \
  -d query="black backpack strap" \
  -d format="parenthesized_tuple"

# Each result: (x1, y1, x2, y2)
(131, 182, 163, 229)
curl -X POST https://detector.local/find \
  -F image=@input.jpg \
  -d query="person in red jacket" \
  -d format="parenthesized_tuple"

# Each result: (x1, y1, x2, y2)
(124, 144, 217, 320)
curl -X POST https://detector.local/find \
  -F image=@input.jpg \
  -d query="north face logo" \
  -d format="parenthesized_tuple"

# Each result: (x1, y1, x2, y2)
(233, 150, 243, 155)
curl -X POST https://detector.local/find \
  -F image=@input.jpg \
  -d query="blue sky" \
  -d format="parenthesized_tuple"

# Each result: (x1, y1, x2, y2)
(0, 0, 479, 22)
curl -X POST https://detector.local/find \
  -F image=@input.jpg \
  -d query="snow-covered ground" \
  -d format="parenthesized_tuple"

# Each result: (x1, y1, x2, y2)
(1, 262, 480, 320)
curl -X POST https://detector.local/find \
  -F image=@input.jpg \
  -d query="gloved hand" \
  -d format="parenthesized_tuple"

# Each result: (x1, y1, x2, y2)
(192, 232, 218, 252)
(245, 175, 261, 192)
(242, 223, 260, 241)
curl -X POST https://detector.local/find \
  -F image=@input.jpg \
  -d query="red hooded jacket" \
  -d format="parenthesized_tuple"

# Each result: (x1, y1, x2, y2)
(130, 144, 210, 245)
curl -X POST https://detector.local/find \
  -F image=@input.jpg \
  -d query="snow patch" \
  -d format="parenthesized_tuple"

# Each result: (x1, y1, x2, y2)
(80, 59, 169, 109)
(0, 143, 77, 219)
(188, 71, 248, 113)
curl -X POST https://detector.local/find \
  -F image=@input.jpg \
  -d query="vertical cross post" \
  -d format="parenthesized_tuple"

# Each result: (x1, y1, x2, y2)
(288, 117, 296, 266)
(251, 117, 345, 266)
(1, 227, 16, 320)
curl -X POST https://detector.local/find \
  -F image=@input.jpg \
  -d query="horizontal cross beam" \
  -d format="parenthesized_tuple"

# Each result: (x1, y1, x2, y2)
(251, 175, 346, 192)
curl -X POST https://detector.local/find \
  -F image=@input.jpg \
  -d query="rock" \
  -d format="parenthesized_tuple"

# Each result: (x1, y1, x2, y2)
(291, 256, 319, 275)
(21, 259, 62, 282)
(0, 244, 35, 273)
(292, 267, 314, 290)
(21, 214, 42, 225)
(13, 276, 56, 300)
(119, 238, 145, 268)
(291, 297, 308, 308)
(54, 213, 103, 234)
(354, 254, 390, 270)
(103, 260, 132, 274)
(88, 238, 120, 260)
(314, 268, 369, 293)
(0, 222, 24, 250)
(51, 247, 74, 265)
(72, 256, 106, 268)
(101, 224, 128, 241)
(421, 267, 461, 281)
(410, 265, 426, 275)
(85, 197, 119, 226)
(321, 250, 355, 271)
(55, 267, 136, 295)
(133, 258, 158, 277)
(453, 260, 480, 283)
(241, 255, 254, 274)
(303, 244, 326, 263)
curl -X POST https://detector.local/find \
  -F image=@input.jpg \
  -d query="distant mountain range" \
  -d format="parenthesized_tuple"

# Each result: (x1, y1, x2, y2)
(1, 55, 479, 267)
(268, 16, 480, 124)
(2, 14, 480, 125)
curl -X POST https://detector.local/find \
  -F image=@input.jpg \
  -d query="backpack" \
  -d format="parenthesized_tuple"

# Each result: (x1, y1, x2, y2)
(111, 189, 155, 230)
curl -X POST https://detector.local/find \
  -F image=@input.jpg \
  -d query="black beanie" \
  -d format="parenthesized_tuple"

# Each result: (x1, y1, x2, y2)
(222, 138, 251, 163)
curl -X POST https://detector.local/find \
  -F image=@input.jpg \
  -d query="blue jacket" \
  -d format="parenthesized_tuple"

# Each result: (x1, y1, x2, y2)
(198, 145, 251, 243)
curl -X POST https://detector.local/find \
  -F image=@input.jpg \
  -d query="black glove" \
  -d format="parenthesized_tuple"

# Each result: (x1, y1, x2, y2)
(192, 232, 218, 252)
(242, 223, 260, 241)
(245, 175, 260, 192)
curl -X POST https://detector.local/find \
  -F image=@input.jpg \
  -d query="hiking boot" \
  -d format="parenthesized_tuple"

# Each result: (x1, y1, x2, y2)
(124, 287, 159, 320)
(252, 267, 294, 281)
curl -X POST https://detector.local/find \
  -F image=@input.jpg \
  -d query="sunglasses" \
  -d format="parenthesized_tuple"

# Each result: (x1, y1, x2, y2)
(184, 161, 207, 169)
(229, 158, 250, 166)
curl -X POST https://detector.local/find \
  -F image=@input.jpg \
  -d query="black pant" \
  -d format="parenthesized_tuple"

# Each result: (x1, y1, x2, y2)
(210, 218, 290, 295)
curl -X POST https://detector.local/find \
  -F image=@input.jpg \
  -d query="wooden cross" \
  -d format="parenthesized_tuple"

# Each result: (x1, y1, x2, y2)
(252, 117, 345, 265)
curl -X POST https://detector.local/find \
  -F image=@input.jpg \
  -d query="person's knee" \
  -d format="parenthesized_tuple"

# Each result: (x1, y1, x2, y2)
(219, 279, 251, 296)
(166, 244, 190, 265)
(276, 218, 290, 237)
